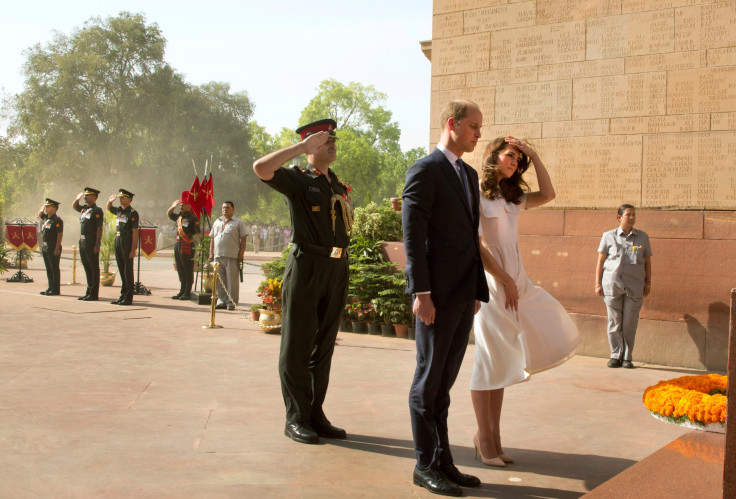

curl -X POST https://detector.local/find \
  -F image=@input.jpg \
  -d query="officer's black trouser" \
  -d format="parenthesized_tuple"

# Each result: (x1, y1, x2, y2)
(42, 247, 61, 293)
(115, 237, 134, 301)
(279, 246, 349, 425)
(79, 237, 100, 298)
(174, 240, 194, 295)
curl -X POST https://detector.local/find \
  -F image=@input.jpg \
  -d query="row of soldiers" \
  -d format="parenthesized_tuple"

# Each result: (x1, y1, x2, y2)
(37, 187, 139, 304)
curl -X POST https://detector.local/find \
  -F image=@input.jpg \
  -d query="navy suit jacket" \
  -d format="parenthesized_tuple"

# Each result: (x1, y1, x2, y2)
(402, 147, 489, 307)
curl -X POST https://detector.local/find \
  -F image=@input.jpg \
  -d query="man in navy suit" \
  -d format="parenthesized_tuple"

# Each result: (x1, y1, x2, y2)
(403, 100, 490, 496)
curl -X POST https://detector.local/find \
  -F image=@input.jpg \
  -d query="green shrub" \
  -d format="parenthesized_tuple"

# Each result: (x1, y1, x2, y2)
(352, 202, 402, 242)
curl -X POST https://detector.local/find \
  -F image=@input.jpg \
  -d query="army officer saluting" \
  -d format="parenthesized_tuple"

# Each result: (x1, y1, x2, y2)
(106, 188, 139, 306)
(37, 198, 64, 296)
(72, 187, 104, 301)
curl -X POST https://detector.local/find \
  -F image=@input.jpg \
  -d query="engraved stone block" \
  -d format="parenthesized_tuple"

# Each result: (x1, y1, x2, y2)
(712, 112, 736, 131)
(463, 2, 536, 34)
(676, 3, 736, 51)
(431, 74, 467, 91)
(573, 73, 666, 119)
(430, 87, 495, 131)
(434, 0, 503, 15)
(495, 81, 572, 124)
(483, 123, 543, 141)
(610, 114, 710, 135)
(535, 135, 643, 208)
(537, 0, 620, 24)
(542, 119, 610, 138)
(432, 33, 491, 76)
(643, 132, 736, 209)
(433, 12, 463, 40)
(625, 50, 706, 73)
(675, 6, 701, 52)
(466, 67, 537, 88)
(709, 47, 736, 68)
(491, 21, 586, 69)
(623, 0, 714, 14)
(587, 11, 675, 59)
(538, 59, 624, 81)
(667, 67, 736, 114)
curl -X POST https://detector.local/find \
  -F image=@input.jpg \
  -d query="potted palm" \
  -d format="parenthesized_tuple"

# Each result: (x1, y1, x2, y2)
(99, 215, 116, 286)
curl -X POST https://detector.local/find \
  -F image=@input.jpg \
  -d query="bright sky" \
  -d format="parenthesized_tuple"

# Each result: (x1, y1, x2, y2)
(0, 0, 432, 151)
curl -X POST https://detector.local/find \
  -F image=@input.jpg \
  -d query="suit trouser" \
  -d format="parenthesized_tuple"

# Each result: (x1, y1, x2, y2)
(409, 299, 475, 470)
(279, 248, 348, 424)
(604, 293, 643, 362)
(174, 241, 194, 295)
(115, 238, 134, 301)
(42, 248, 61, 293)
(79, 238, 100, 298)
(215, 257, 239, 306)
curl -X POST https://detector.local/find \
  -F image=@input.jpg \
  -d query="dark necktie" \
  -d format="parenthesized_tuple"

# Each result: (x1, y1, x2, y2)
(456, 159, 472, 210)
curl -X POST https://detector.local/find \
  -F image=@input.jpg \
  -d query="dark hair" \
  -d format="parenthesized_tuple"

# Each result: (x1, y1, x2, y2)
(439, 99, 479, 129)
(618, 204, 635, 216)
(223, 201, 234, 209)
(479, 137, 530, 205)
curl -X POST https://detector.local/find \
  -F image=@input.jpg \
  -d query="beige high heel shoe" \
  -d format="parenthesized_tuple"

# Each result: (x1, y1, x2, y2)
(499, 453, 514, 464)
(473, 434, 506, 467)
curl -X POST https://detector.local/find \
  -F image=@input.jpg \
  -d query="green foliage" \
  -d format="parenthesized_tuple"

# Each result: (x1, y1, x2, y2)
(352, 202, 402, 242)
(99, 214, 116, 272)
(261, 244, 291, 281)
(349, 234, 386, 265)
(371, 269, 413, 325)
(0, 243, 8, 275)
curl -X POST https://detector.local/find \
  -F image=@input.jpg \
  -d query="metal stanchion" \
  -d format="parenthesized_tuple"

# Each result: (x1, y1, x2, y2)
(203, 262, 223, 329)
(72, 245, 78, 284)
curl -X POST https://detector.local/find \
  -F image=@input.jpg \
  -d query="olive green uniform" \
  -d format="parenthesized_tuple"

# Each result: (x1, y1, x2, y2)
(108, 205, 139, 303)
(263, 164, 352, 425)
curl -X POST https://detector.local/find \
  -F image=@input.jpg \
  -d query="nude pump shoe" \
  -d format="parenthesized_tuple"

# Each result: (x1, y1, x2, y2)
(473, 434, 506, 467)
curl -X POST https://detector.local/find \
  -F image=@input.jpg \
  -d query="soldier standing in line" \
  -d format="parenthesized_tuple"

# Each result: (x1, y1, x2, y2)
(253, 119, 353, 445)
(167, 192, 201, 300)
(106, 189, 139, 306)
(37, 198, 64, 296)
(72, 187, 104, 301)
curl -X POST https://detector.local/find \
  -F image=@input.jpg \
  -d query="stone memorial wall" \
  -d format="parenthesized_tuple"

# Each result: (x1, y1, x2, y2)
(424, 0, 736, 370)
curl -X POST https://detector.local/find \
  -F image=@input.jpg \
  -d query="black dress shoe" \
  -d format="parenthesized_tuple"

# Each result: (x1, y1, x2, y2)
(312, 418, 346, 439)
(227, 304, 235, 311)
(179, 293, 191, 300)
(607, 358, 622, 368)
(171, 294, 182, 300)
(82, 296, 98, 301)
(441, 463, 481, 488)
(111, 298, 122, 305)
(78, 295, 89, 301)
(622, 360, 635, 369)
(284, 422, 319, 444)
(46, 291, 60, 296)
(413, 467, 462, 497)
(118, 300, 132, 306)
(215, 303, 227, 310)
(40, 290, 49, 295)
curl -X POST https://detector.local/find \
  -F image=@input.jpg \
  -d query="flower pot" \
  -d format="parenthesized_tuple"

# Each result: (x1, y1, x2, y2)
(367, 322, 382, 335)
(258, 309, 281, 334)
(380, 323, 395, 337)
(390, 197, 402, 211)
(351, 320, 368, 334)
(251, 310, 260, 322)
(339, 319, 352, 332)
(202, 274, 214, 293)
(408, 326, 416, 340)
(100, 271, 116, 287)
(394, 324, 409, 338)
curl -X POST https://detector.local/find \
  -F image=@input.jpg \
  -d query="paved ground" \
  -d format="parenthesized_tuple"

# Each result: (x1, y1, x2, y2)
(0, 249, 714, 497)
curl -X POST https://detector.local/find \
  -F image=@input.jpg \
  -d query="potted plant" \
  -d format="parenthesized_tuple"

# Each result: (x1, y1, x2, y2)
(99, 214, 116, 286)
(249, 303, 261, 322)
(257, 278, 282, 334)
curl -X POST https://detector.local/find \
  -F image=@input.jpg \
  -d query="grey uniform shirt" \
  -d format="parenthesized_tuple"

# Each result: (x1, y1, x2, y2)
(211, 216, 247, 259)
(598, 227, 652, 299)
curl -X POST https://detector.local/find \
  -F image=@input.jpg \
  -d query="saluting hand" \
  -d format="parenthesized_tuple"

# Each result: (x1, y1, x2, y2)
(302, 131, 330, 155)
(108, 194, 117, 204)
(75, 192, 84, 201)
(170, 200, 180, 209)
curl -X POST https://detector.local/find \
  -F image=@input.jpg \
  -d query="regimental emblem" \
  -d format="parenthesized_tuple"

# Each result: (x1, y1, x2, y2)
(312, 206, 320, 212)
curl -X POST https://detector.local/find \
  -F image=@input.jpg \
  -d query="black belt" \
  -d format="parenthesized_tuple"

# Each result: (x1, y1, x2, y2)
(296, 242, 347, 259)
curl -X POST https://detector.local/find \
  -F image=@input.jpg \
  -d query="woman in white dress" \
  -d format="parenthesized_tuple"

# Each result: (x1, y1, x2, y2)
(470, 136, 580, 466)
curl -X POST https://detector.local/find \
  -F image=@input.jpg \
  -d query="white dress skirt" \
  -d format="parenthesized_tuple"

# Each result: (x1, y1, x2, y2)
(469, 195, 581, 391)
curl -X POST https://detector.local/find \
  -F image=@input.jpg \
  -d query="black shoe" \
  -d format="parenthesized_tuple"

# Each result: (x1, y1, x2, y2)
(215, 303, 227, 310)
(608, 358, 622, 368)
(441, 463, 480, 488)
(622, 360, 635, 369)
(284, 422, 319, 444)
(118, 300, 132, 306)
(82, 296, 98, 301)
(40, 290, 49, 295)
(413, 467, 462, 497)
(171, 294, 182, 300)
(111, 298, 122, 305)
(179, 293, 191, 300)
(46, 291, 60, 296)
(78, 295, 89, 301)
(312, 418, 346, 439)
(227, 304, 235, 311)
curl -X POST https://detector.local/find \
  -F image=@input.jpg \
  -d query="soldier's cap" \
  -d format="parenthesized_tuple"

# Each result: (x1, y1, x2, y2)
(117, 188, 135, 199)
(44, 198, 60, 208)
(295, 118, 338, 141)
(180, 190, 194, 206)
(83, 187, 100, 196)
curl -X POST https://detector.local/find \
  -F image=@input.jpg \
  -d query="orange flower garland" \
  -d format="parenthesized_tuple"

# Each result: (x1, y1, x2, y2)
(643, 374, 727, 427)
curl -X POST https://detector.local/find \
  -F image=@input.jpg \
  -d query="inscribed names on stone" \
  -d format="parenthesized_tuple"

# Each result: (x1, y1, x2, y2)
(435, 0, 503, 15)
(667, 67, 736, 114)
(573, 73, 667, 119)
(712, 112, 736, 131)
(433, 12, 463, 39)
(587, 11, 675, 60)
(483, 123, 542, 141)
(496, 81, 572, 124)
(432, 33, 490, 76)
(676, 3, 736, 52)
(643, 132, 736, 208)
(463, 2, 536, 34)
(490, 21, 585, 69)
(709, 47, 736, 68)
(623, 0, 717, 14)
(466, 67, 538, 88)
(431, 74, 467, 91)
(537, 0, 620, 24)
(610, 114, 710, 135)
(625, 51, 706, 73)
(542, 119, 610, 138)
(538, 58, 624, 81)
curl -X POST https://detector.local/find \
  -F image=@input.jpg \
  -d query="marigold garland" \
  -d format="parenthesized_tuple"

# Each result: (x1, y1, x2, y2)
(643, 374, 727, 427)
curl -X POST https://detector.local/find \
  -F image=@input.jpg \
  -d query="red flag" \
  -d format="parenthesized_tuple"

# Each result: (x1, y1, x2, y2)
(5, 225, 24, 250)
(22, 225, 38, 251)
(139, 227, 157, 260)
(188, 176, 202, 218)
(199, 174, 215, 217)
